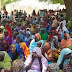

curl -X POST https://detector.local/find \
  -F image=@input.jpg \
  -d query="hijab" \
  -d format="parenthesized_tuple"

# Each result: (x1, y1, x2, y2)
(35, 33, 41, 41)
(57, 48, 71, 67)
(39, 28, 48, 40)
(61, 33, 72, 48)
(24, 47, 48, 72)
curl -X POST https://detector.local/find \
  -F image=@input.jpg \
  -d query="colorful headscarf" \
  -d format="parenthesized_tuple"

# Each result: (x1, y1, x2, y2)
(39, 28, 48, 40)
(35, 33, 41, 40)
(61, 33, 72, 48)
(17, 34, 24, 42)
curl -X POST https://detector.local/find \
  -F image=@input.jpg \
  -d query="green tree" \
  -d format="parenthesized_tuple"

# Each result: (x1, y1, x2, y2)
(1, 0, 17, 9)
(50, 0, 64, 4)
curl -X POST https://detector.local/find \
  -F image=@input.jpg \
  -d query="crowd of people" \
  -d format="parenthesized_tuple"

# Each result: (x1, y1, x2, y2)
(0, 8, 72, 72)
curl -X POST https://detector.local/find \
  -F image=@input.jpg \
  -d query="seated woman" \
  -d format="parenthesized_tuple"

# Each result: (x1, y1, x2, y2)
(42, 42, 52, 64)
(9, 44, 19, 61)
(57, 48, 71, 70)
(10, 59, 24, 72)
(12, 30, 19, 44)
(15, 34, 30, 59)
(29, 33, 44, 53)
(63, 53, 72, 72)
(2, 30, 12, 45)
(2, 40, 10, 53)
(25, 31, 32, 47)
(24, 47, 48, 72)
(50, 36, 61, 62)
(0, 51, 12, 72)
(39, 28, 48, 40)
(61, 33, 72, 48)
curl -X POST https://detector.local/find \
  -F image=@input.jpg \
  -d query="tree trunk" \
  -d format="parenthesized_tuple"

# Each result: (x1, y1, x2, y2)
(64, 0, 72, 21)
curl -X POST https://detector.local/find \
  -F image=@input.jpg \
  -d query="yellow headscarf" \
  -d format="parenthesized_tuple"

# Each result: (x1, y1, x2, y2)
(30, 24, 34, 32)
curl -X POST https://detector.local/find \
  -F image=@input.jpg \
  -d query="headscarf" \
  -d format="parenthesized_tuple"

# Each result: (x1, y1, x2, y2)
(29, 38, 44, 53)
(3, 30, 12, 45)
(53, 36, 58, 42)
(32, 47, 42, 56)
(39, 28, 48, 40)
(17, 34, 24, 42)
(26, 31, 31, 35)
(35, 33, 41, 40)
(61, 33, 72, 48)
(24, 47, 48, 72)
(30, 24, 34, 32)
(19, 42, 30, 58)
(11, 59, 24, 72)
(25, 31, 32, 44)
(57, 48, 72, 66)
(15, 43, 26, 60)
(43, 42, 52, 60)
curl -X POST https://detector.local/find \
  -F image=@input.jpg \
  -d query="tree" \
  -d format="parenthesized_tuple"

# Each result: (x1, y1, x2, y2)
(50, 0, 64, 4)
(64, 0, 72, 20)
(0, 0, 17, 9)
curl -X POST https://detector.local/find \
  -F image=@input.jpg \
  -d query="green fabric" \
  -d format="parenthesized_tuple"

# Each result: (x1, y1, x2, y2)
(67, 46, 72, 50)
(21, 21, 25, 26)
(62, 13, 66, 19)
(0, 51, 12, 68)
(70, 32, 72, 37)
(39, 28, 48, 40)
(67, 21, 72, 28)
(2, 22, 6, 27)
(40, 11, 45, 17)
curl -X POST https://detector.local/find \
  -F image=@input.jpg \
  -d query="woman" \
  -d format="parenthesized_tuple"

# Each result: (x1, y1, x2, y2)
(42, 42, 52, 64)
(29, 33, 44, 53)
(2, 40, 9, 52)
(63, 53, 72, 72)
(12, 30, 19, 44)
(39, 28, 48, 40)
(5, 23, 12, 38)
(15, 34, 30, 59)
(49, 36, 61, 62)
(57, 48, 71, 70)
(9, 44, 19, 61)
(61, 33, 72, 48)
(56, 22, 69, 36)
(25, 31, 32, 47)
(10, 59, 24, 72)
(0, 51, 12, 72)
(3, 30, 12, 45)
(24, 47, 48, 72)
(48, 29, 60, 41)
